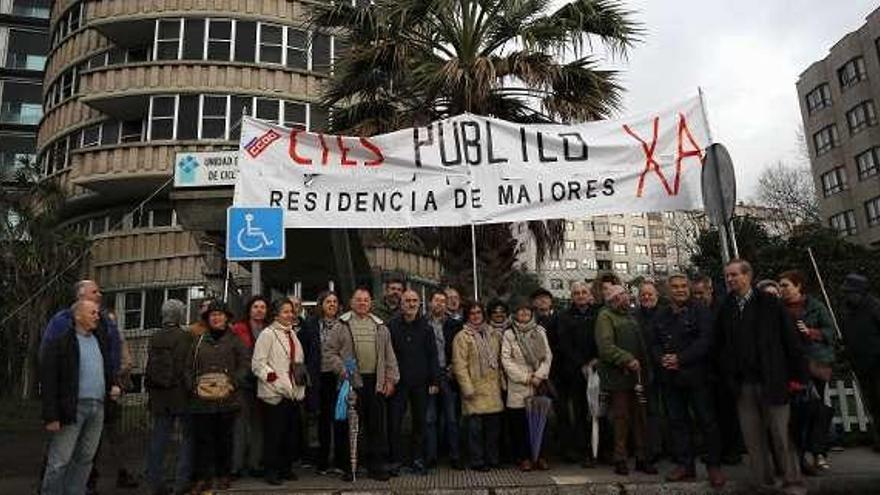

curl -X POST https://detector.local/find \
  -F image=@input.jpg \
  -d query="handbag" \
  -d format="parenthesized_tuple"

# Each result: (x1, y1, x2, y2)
(513, 329, 556, 399)
(270, 328, 312, 388)
(193, 335, 234, 401)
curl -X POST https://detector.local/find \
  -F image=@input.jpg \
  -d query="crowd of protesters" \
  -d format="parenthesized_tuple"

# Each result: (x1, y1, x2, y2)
(35, 263, 880, 495)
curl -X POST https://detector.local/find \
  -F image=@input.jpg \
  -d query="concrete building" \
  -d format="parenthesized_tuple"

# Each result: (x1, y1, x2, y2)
(0, 0, 48, 181)
(797, 7, 880, 248)
(38, 0, 439, 376)
(520, 203, 789, 299)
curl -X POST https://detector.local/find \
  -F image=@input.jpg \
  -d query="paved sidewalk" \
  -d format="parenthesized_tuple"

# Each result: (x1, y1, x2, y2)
(222, 447, 880, 494)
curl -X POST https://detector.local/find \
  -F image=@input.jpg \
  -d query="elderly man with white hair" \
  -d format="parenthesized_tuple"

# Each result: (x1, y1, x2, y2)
(595, 284, 656, 476)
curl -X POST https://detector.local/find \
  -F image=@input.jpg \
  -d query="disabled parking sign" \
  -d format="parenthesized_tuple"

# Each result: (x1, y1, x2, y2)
(226, 207, 285, 261)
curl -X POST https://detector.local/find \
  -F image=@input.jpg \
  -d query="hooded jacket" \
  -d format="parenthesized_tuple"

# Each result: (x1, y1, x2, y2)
(333, 311, 400, 392)
(146, 300, 192, 415)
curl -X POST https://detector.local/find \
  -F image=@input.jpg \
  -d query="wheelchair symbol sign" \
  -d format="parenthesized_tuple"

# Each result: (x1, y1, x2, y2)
(226, 207, 285, 260)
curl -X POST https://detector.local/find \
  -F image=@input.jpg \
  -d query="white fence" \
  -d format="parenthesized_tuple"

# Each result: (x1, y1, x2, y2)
(826, 379, 872, 433)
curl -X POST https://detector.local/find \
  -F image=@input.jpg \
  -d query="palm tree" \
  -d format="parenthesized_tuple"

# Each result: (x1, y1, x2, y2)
(310, 0, 641, 297)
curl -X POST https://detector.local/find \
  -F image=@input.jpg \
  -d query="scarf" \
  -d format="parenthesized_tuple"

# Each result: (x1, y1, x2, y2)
(784, 297, 807, 322)
(466, 322, 499, 377)
(489, 317, 510, 333)
(510, 318, 547, 370)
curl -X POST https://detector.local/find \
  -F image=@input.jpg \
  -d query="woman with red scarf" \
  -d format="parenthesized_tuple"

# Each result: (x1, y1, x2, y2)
(778, 270, 836, 475)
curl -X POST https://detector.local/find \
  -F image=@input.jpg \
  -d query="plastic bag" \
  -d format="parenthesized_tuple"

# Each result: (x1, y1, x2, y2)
(335, 379, 351, 421)
(586, 366, 602, 417)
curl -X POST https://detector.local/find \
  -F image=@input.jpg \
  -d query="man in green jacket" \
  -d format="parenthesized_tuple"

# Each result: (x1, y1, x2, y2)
(595, 285, 657, 476)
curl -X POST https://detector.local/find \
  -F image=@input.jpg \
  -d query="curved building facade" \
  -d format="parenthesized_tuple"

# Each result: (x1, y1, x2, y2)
(38, 0, 336, 331)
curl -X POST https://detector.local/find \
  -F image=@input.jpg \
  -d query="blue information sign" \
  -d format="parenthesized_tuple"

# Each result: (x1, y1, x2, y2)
(226, 207, 285, 261)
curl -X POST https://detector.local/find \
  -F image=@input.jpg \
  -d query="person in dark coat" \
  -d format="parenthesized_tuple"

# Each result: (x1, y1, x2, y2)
(838, 273, 880, 452)
(554, 281, 598, 466)
(40, 300, 118, 495)
(425, 290, 464, 469)
(653, 274, 725, 488)
(302, 290, 344, 474)
(635, 280, 665, 465)
(185, 301, 251, 493)
(713, 259, 806, 495)
(388, 289, 440, 475)
(145, 299, 194, 495)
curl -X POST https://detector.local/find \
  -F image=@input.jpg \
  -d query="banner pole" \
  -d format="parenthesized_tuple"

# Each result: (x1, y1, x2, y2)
(470, 223, 479, 301)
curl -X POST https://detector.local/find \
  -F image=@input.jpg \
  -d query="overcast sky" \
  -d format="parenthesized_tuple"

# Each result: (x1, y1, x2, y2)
(602, 0, 879, 199)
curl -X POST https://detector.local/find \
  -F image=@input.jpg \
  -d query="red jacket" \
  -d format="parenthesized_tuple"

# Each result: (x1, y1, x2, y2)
(231, 320, 257, 348)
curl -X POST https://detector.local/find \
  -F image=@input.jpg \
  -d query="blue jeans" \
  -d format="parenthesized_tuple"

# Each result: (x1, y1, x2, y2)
(145, 412, 193, 493)
(425, 378, 460, 463)
(42, 399, 105, 495)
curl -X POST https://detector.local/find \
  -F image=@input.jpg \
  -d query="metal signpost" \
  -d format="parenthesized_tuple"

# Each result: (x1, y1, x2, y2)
(226, 207, 286, 296)
(701, 143, 739, 263)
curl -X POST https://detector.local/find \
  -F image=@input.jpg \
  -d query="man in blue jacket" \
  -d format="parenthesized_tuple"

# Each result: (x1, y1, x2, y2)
(41, 280, 121, 376)
(40, 299, 120, 495)
(653, 274, 724, 488)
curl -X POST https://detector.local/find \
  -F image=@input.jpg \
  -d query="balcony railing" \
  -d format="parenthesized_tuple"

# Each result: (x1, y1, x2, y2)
(0, 102, 42, 125)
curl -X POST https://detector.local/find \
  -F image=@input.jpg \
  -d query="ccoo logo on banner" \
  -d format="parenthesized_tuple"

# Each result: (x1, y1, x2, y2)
(233, 95, 711, 228)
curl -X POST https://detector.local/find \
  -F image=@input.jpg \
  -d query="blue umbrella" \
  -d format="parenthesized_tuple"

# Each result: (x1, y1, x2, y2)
(525, 395, 553, 463)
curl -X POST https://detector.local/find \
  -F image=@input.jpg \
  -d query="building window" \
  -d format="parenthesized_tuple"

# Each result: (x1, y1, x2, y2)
(653, 263, 668, 274)
(593, 222, 609, 234)
(612, 243, 627, 254)
(613, 261, 629, 274)
(582, 259, 597, 270)
(205, 19, 234, 61)
(287, 28, 309, 69)
(283, 101, 307, 129)
(565, 240, 576, 251)
(582, 241, 593, 251)
(829, 210, 858, 236)
(632, 225, 646, 237)
(81, 124, 100, 148)
(611, 224, 625, 235)
(812, 124, 839, 156)
(846, 100, 877, 135)
(565, 259, 578, 270)
(582, 220, 593, 231)
(565, 221, 575, 231)
(199, 95, 230, 139)
(634, 244, 648, 255)
(12, 0, 51, 19)
(547, 260, 561, 270)
(255, 97, 281, 123)
(651, 244, 667, 257)
(856, 147, 880, 180)
(155, 19, 184, 60)
(838, 56, 867, 90)
(866, 196, 880, 227)
(636, 263, 650, 274)
(257, 23, 284, 64)
(595, 240, 610, 252)
(122, 292, 143, 330)
(550, 279, 563, 290)
(805, 83, 832, 114)
(597, 260, 612, 270)
(120, 120, 143, 142)
(149, 95, 178, 140)
(820, 166, 848, 196)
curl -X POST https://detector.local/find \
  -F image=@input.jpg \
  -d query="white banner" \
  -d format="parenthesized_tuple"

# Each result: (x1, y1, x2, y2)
(233, 96, 711, 228)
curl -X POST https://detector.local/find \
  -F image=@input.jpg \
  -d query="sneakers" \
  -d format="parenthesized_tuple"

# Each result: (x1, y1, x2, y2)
(665, 465, 696, 482)
(815, 454, 831, 471)
(707, 467, 727, 488)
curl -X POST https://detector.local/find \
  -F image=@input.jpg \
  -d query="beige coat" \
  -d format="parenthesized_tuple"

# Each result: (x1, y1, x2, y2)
(452, 325, 504, 416)
(501, 325, 553, 409)
(331, 312, 400, 393)
(252, 322, 306, 404)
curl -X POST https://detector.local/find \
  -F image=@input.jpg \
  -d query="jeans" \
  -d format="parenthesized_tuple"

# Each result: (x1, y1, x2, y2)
(389, 382, 428, 465)
(506, 408, 530, 462)
(425, 378, 460, 463)
(263, 399, 300, 477)
(317, 372, 348, 470)
(737, 384, 802, 489)
(233, 390, 263, 473)
(42, 399, 105, 495)
(465, 413, 500, 467)
(663, 382, 721, 467)
(192, 411, 236, 482)
(145, 413, 193, 493)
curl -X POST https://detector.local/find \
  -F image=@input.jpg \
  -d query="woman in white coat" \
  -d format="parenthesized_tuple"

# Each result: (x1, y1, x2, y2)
(501, 300, 553, 471)
(252, 298, 307, 485)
